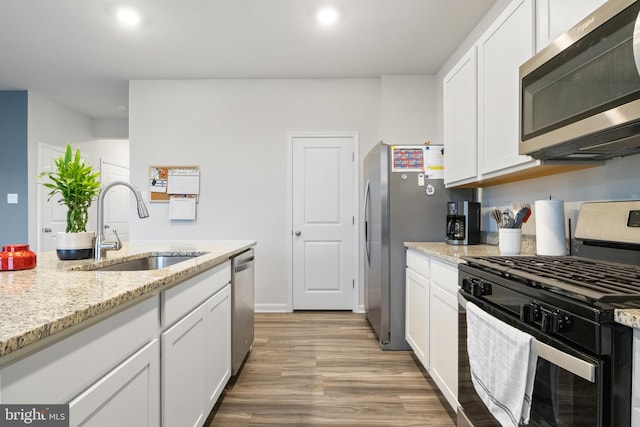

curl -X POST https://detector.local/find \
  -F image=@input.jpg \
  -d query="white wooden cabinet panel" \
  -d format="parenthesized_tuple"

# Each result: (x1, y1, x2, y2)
(162, 260, 230, 328)
(406, 249, 431, 278)
(205, 284, 232, 409)
(405, 267, 430, 369)
(162, 300, 207, 427)
(0, 296, 159, 404)
(477, 0, 535, 175)
(405, 249, 460, 411)
(162, 283, 231, 427)
(443, 47, 478, 186)
(69, 339, 160, 427)
(536, 0, 607, 52)
(431, 259, 458, 294)
(430, 275, 459, 412)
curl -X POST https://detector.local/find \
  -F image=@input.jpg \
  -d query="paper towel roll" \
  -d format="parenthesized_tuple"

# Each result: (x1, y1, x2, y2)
(535, 200, 566, 255)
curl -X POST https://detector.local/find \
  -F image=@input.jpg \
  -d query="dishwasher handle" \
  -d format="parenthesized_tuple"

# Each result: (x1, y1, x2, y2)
(234, 250, 255, 273)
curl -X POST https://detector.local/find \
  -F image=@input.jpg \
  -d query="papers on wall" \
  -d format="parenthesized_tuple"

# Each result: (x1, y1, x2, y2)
(169, 196, 197, 220)
(167, 168, 200, 195)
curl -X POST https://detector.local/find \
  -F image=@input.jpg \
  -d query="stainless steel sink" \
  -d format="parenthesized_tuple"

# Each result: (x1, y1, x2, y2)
(94, 255, 198, 271)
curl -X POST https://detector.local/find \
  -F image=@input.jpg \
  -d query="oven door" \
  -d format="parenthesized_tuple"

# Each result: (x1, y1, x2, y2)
(457, 292, 611, 427)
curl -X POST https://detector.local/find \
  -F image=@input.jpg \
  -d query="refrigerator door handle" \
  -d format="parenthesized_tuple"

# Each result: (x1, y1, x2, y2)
(364, 180, 371, 265)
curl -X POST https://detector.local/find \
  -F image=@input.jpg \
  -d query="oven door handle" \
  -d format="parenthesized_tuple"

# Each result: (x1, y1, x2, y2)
(458, 293, 596, 383)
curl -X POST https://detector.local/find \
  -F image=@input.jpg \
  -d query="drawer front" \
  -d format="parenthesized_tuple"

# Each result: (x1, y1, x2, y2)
(0, 296, 159, 404)
(407, 249, 430, 278)
(162, 260, 231, 329)
(431, 258, 458, 295)
(69, 339, 160, 427)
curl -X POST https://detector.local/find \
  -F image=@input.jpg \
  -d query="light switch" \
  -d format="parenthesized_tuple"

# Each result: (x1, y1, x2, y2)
(7, 193, 18, 204)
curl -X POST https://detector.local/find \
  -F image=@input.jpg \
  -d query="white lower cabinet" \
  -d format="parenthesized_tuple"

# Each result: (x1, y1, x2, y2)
(0, 296, 159, 406)
(69, 339, 160, 427)
(162, 282, 231, 427)
(406, 269, 430, 368)
(405, 249, 460, 412)
(0, 260, 234, 427)
(429, 259, 459, 412)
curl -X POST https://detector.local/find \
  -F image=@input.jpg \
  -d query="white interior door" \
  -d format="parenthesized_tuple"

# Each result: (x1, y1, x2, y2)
(100, 160, 130, 242)
(38, 143, 67, 252)
(291, 134, 356, 310)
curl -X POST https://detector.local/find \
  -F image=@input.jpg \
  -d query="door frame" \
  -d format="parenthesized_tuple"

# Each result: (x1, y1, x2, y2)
(286, 131, 360, 312)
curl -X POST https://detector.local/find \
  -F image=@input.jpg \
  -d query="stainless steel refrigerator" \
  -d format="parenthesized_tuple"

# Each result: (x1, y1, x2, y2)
(363, 142, 472, 350)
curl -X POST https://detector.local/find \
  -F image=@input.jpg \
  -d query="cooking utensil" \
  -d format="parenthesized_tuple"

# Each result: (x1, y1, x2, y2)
(514, 206, 531, 228)
(492, 208, 503, 228)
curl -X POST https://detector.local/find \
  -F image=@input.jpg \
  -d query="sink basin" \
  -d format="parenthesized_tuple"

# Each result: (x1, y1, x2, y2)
(94, 255, 198, 271)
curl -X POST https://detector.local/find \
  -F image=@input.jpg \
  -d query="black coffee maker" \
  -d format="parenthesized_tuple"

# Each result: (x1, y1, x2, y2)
(446, 201, 481, 245)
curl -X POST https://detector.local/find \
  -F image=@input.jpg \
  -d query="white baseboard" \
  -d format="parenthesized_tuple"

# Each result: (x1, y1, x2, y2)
(255, 303, 289, 313)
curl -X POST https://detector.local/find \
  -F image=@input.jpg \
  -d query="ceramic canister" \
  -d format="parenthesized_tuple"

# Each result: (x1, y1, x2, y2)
(0, 244, 37, 271)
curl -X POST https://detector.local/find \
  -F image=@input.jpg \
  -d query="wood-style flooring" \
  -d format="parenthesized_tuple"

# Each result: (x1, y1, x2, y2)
(206, 311, 456, 426)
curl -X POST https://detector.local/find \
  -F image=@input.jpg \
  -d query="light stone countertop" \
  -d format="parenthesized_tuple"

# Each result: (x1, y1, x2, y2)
(0, 240, 255, 360)
(405, 241, 640, 331)
(404, 241, 536, 264)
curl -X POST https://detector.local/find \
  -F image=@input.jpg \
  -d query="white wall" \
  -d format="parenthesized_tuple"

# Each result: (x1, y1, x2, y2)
(379, 75, 436, 145)
(28, 92, 94, 248)
(129, 78, 382, 310)
(480, 155, 640, 237)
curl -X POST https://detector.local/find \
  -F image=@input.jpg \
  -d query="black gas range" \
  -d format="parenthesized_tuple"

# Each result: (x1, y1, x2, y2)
(458, 201, 640, 427)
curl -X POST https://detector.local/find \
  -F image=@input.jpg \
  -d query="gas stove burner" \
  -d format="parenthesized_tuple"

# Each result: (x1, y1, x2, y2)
(461, 255, 640, 304)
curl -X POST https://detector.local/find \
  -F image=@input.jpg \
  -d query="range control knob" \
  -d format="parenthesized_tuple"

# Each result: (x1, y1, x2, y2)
(519, 304, 540, 323)
(472, 280, 492, 297)
(540, 310, 568, 334)
(461, 277, 492, 297)
(461, 277, 473, 293)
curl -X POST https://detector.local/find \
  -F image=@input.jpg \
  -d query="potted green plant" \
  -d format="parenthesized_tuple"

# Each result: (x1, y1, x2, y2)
(39, 144, 101, 260)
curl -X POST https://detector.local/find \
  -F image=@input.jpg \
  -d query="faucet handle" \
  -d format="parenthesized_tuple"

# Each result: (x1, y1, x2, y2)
(111, 229, 122, 250)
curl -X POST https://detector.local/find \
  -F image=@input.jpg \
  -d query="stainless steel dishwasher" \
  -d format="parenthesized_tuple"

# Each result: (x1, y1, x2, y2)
(231, 248, 254, 375)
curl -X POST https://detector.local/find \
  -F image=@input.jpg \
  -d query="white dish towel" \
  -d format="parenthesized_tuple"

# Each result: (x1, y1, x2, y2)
(466, 302, 538, 427)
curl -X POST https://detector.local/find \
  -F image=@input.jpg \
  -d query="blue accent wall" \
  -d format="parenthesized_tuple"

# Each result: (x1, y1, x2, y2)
(0, 91, 28, 245)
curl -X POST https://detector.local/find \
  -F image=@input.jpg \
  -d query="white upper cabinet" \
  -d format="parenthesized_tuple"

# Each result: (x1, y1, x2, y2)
(477, 0, 535, 175)
(536, 0, 607, 52)
(444, 47, 478, 186)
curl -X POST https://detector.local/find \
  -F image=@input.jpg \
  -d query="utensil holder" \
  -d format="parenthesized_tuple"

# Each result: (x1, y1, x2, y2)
(499, 228, 522, 255)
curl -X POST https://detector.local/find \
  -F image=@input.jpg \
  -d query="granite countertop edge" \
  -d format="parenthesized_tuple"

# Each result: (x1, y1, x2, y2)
(405, 241, 640, 331)
(0, 240, 256, 359)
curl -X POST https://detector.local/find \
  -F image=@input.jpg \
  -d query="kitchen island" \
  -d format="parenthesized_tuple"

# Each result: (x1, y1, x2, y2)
(0, 240, 254, 427)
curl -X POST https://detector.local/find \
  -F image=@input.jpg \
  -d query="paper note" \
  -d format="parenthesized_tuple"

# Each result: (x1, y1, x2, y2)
(150, 167, 168, 193)
(169, 196, 197, 220)
(167, 169, 200, 195)
(424, 145, 445, 179)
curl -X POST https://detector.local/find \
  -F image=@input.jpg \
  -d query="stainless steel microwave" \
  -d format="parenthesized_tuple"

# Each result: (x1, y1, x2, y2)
(519, 0, 640, 161)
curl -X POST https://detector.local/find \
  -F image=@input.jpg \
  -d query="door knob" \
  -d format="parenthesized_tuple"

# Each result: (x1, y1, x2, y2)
(43, 227, 52, 233)
(295, 231, 302, 236)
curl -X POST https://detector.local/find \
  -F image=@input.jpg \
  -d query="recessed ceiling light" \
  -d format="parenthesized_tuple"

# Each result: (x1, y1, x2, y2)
(316, 7, 339, 26)
(115, 6, 141, 27)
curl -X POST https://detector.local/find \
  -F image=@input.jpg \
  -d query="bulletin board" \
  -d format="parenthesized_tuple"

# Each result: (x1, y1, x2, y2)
(149, 165, 200, 202)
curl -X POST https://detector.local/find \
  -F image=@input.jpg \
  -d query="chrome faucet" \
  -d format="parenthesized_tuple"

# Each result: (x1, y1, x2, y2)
(94, 181, 149, 260)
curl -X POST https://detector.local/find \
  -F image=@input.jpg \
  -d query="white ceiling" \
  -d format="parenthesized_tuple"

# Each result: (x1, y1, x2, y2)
(0, 0, 496, 119)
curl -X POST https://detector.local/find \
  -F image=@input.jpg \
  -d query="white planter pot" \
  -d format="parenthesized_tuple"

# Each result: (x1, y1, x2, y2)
(56, 231, 95, 260)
